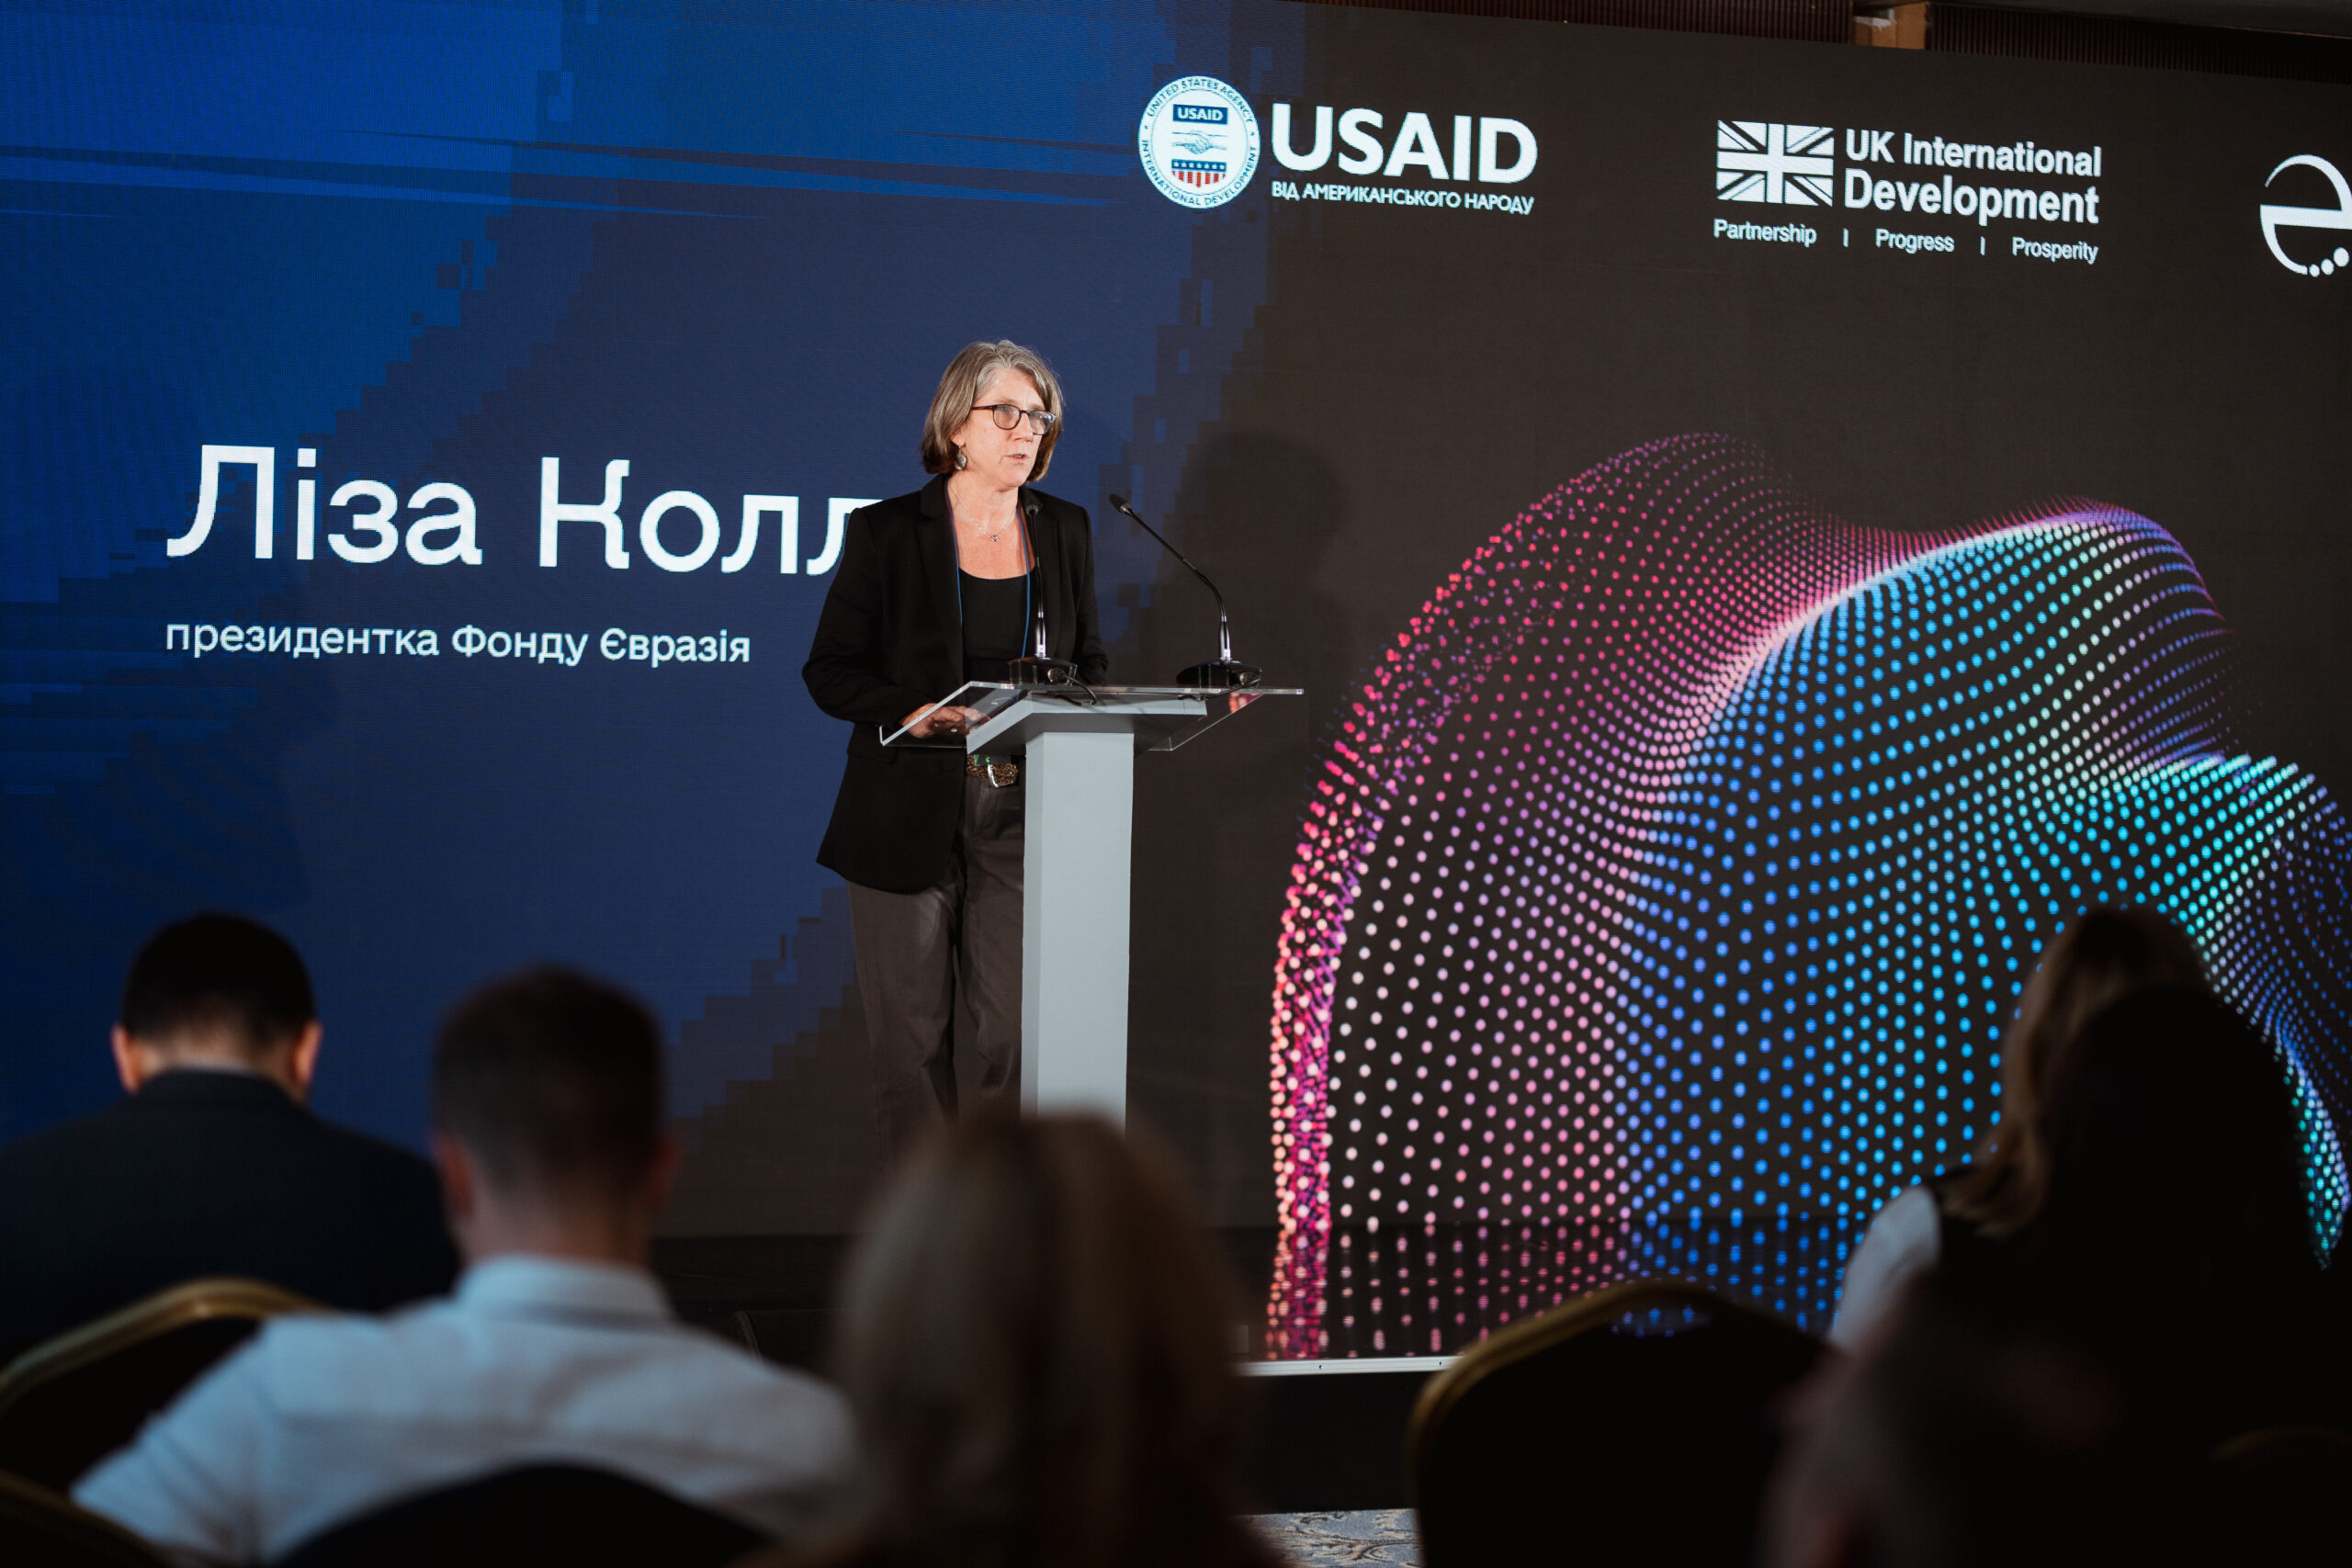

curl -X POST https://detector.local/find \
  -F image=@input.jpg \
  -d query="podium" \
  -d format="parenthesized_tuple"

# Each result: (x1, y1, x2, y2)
(882, 682, 1298, 1122)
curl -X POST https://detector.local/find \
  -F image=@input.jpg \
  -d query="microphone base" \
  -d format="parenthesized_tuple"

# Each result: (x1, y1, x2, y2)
(1004, 657, 1078, 687)
(1178, 660, 1263, 691)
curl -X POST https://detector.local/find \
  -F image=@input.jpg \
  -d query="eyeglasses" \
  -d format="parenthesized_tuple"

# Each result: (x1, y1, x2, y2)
(976, 403, 1059, 434)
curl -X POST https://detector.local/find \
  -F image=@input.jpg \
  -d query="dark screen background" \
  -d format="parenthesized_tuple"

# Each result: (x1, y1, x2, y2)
(5, 2, 2346, 1253)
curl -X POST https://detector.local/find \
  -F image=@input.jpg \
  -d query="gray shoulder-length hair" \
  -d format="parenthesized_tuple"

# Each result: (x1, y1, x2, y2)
(920, 339, 1066, 480)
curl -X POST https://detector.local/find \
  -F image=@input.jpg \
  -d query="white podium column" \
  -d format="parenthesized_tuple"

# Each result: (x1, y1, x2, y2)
(1020, 728, 1134, 1122)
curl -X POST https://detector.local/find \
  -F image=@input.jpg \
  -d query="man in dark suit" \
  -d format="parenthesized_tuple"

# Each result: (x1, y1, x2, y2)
(0, 913, 458, 1355)
(76, 966, 852, 1562)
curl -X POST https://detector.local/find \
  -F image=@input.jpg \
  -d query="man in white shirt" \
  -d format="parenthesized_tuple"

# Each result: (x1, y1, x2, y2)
(76, 967, 854, 1563)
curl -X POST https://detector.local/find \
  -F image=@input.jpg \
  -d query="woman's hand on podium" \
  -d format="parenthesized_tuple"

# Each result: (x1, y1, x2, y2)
(904, 702, 977, 739)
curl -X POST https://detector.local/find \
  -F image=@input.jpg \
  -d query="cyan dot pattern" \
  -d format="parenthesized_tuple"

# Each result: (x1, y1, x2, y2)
(1265, 435, 2352, 1358)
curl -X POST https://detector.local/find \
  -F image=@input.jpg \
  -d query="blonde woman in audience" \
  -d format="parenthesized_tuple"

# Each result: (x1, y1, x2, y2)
(1827, 907, 2207, 1348)
(759, 1113, 1283, 1568)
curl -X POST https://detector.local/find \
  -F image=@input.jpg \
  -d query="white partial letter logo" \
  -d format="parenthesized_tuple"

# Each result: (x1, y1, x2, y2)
(2261, 154, 2352, 277)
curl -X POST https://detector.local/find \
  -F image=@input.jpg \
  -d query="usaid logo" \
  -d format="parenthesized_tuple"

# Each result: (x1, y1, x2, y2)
(2261, 154, 2352, 277)
(1140, 76, 1260, 209)
(1271, 104, 1536, 184)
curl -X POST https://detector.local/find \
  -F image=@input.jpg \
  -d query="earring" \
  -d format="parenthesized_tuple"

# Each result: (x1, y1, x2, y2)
(953, 447, 967, 471)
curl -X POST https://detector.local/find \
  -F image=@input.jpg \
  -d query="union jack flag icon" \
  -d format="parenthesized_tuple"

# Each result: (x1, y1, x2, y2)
(1171, 159, 1227, 187)
(1715, 121, 1835, 206)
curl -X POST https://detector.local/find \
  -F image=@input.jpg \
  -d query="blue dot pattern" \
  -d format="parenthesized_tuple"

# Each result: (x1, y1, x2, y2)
(1266, 435, 2351, 1358)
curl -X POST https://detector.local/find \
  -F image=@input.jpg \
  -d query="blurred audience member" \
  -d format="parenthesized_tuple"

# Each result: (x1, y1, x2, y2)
(75, 967, 853, 1562)
(1775, 990, 2334, 1566)
(2004, 986, 2334, 1440)
(0, 913, 457, 1355)
(1765, 1270, 2191, 1568)
(1830, 907, 2205, 1348)
(752, 1113, 1280, 1568)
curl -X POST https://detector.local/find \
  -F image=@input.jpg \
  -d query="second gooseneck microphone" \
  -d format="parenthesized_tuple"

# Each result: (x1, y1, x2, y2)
(1107, 494, 1262, 690)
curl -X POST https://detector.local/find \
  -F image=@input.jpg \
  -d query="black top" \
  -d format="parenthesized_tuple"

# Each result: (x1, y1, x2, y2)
(1926, 1168, 1995, 1278)
(0, 1070, 459, 1355)
(958, 569, 1031, 682)
(803, 476, 1108, 894)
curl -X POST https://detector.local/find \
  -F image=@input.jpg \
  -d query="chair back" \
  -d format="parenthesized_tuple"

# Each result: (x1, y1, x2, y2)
(2205, 1424, 2352, 1559)
(269, 1464, 766, 1568)
(0, 1468, 172, 1568)
(729, 1307, 832, 1371)
(1410, 1278, 1825, 1568)
(0, 1278, 320, 1489)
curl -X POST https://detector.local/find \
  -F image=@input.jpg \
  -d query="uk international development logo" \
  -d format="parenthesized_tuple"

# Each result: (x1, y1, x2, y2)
(1716, 121, 1836, 206)
(1139, 76, 1261, 209)
(2261, 154, 2352, 277)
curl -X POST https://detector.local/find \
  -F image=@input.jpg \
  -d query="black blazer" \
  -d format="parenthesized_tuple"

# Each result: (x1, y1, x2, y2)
(804, 476, 1108, 894)
(0, 1071, 459, 1355)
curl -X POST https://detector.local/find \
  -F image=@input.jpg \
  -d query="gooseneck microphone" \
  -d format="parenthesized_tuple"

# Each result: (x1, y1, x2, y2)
(1107, 494, 1263, 690)
(1003, 495, 1078, 686)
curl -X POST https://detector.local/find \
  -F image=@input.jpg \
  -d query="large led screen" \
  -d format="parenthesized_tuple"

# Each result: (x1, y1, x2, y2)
(6, 1, 2349, 1353)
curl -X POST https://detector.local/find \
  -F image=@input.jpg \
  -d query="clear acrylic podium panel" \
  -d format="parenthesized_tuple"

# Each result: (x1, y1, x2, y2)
(876, 679, 1302, 1126)
(879, 682, 1304, 756)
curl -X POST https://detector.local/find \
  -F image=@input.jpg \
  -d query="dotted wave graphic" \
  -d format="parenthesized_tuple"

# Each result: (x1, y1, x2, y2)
(1266, 435, 2352, 1356)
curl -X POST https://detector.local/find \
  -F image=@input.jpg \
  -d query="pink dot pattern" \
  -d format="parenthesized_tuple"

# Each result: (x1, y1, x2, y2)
(1264, 435, 2352, 1358)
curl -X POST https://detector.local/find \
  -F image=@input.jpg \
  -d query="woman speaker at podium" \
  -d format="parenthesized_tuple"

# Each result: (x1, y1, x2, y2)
(803, 341, 1109, 1165)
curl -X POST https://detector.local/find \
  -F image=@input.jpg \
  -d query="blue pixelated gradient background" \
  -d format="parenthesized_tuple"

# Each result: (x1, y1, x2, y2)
(3, 1, 1295, 1220)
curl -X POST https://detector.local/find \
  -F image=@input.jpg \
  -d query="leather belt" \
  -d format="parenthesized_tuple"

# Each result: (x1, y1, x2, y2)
(967, 754, 1020, 788)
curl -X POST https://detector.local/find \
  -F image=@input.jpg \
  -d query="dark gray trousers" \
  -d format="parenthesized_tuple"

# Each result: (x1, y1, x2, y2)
(847, 771, 1023, 1170)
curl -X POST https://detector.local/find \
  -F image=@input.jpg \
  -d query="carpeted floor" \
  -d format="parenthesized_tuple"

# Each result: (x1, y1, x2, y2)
(1252, 1510, 1419, 1567)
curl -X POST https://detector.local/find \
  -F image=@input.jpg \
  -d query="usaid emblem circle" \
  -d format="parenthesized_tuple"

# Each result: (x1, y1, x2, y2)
(1138, 76, 1260, 209)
